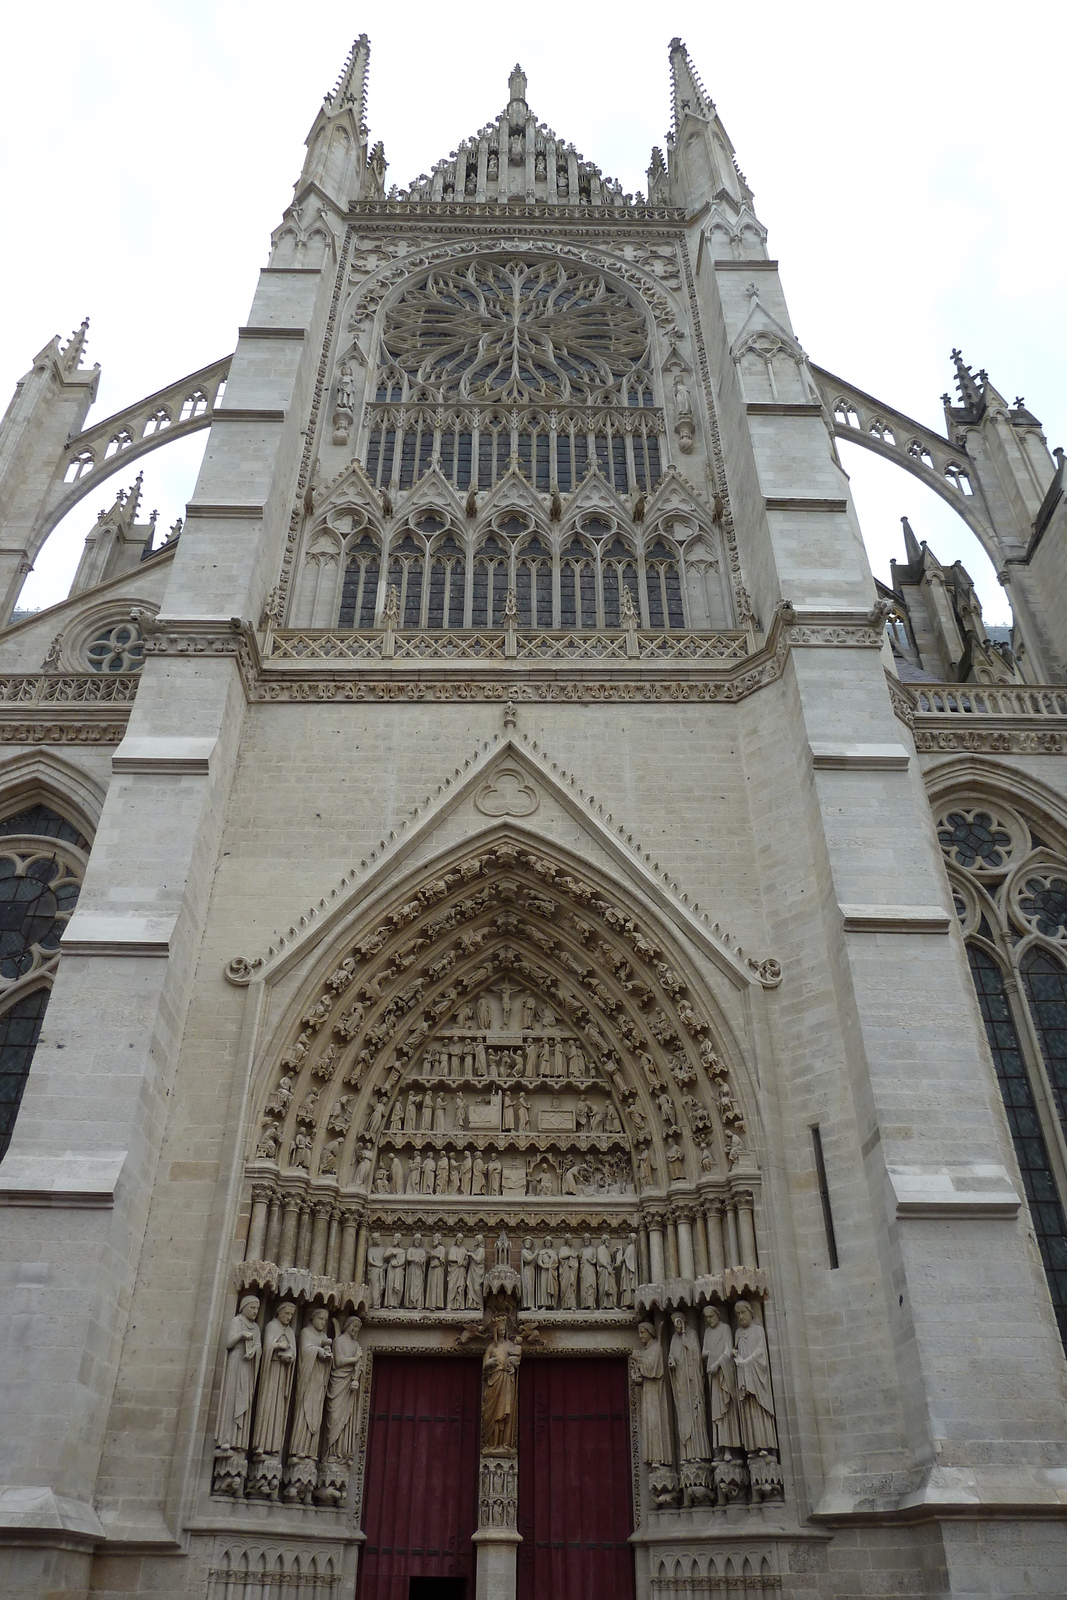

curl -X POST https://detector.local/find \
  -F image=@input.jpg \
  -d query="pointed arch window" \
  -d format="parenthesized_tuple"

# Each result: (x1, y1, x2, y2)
(967, 943, 1067, 1344)
(515, 537, 553, 629)
(0, 988, 50, 1160)
(645, 539, 685, 629)
(600, 537, 639, 628)
(0, 800, 89, 1160)
(427, 537, 466, 629)
(560, 539, 597, 629)
(386, 534, 425, 628)
(338, 533, 381, 628)
(1021, 947, 1067, 1141)
(472, 536, 509, 628)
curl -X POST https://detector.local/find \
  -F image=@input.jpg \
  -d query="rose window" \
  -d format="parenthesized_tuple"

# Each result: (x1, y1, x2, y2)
(937, 809, 1013, 870)
(87, 620, 145, 673)
(380, 259, 650, 405)
(1017, 876, 1067, 941)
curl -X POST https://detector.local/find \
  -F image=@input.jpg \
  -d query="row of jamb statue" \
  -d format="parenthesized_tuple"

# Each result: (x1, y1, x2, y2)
(213, 1295, 365, 1505)
(632, 1301, 783, 1509)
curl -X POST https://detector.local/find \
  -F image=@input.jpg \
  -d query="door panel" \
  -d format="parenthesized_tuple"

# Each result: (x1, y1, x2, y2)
(357, 1355, 482, 1600)
(516, 1357, 635, 1600)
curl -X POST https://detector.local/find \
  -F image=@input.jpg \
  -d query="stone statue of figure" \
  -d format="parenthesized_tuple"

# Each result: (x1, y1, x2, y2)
(288, 1307, 333, 1461)
(632, 1323, 672, 1466)
(426, 1234, 447, 1309)
(321, 1316, 364, 1476)
(481, 1316, 521, 1451)
(521, 994, 536, 1029)
(486, 1150, 502, 1195)
(406, 1153, 422, 1194)
(597, 1235, 618, 1308)
(579, 1234, 598, 1309)
(472, 1152, 486, 1195)
(668, 1312, 711, 1463)
(521, 1237, 536, 1308)
(618, 1232, 638, 1309)
(516, 1092, 530, 1131)
(467, 1233, 486, 1309)
(367, 1233, 385, 1308)
(404, 1234, 427, 1309)
(535, 1238, 559, 1309)
(558, 1237, 578, 1309)
(447, 1235, 469, 1309)
(732, 1301, 779, 1454)
(384, 1234, 406, 1308)
(477, 994, 492, 1030)
(215, 1295, 262, 1452)
(337, 362, 356, 409)
(251, 1302, 297, 1456)
(702, 1304, 741, 1453)
(419, 1093, 433, 1131)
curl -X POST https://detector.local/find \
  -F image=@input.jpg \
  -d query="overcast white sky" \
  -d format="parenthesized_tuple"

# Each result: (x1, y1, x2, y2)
(2, 1, 1064, 623)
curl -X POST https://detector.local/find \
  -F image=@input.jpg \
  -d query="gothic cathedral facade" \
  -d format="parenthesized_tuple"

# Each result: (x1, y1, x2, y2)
(2, 36, 1067, 1600)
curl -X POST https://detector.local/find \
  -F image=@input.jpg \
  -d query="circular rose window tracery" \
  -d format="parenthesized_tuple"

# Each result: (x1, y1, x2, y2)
(380, 258, 651, 405)
(937, 808, 1015, 871)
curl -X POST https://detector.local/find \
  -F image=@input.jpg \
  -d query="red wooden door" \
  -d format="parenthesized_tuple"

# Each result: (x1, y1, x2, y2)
(516, 1358, 635, 1600)
(357, 1355, 482, 1600)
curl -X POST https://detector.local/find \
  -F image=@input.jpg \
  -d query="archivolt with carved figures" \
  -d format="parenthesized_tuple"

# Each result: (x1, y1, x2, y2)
(214, 834, 775, 1509)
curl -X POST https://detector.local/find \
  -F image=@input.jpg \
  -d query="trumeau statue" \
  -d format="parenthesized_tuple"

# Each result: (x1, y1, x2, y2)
(481, 1315, 521, 1452)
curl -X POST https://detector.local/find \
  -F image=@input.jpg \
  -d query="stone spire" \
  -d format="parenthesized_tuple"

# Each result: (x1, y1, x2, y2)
(329, 33, 370, 120)
(669, 36, 713, 125)
(59, 318, 90, 376)
(901, 514, 923, 567)
(950, 348, 984, 420)
(664, 38, 750, 210)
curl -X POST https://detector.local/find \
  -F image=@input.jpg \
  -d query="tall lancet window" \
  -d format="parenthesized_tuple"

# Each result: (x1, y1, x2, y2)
(941, 801, 1067, 1346)
(0, 802, 89, 1159)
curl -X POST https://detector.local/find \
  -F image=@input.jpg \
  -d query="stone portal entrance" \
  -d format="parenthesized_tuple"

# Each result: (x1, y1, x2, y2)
(358, 1356, 482, 1599)
(517, 1357, 635, 1600)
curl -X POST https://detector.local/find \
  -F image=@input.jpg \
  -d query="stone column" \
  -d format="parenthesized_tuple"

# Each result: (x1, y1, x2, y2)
(246, 1184, 271, 1261)
(703, 1198, 725, 1277)
(674, 1204, 696, 1279)
(645, 1209, 666, 1281)
(735, 1190, 758, 1269)
(278, 1193, 301, 1269)
(309, 1200, 331, 1276)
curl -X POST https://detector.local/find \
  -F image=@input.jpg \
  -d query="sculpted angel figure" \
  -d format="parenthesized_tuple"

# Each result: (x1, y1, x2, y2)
(215, 1295, 262, 1453)
(481, 1316, 521, 1451)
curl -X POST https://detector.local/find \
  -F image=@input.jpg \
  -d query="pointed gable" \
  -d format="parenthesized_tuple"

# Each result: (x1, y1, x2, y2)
(392, 62, 645, 209)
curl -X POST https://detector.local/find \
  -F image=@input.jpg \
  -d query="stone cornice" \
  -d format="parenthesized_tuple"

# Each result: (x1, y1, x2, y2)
(137, 604, 894, 707)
